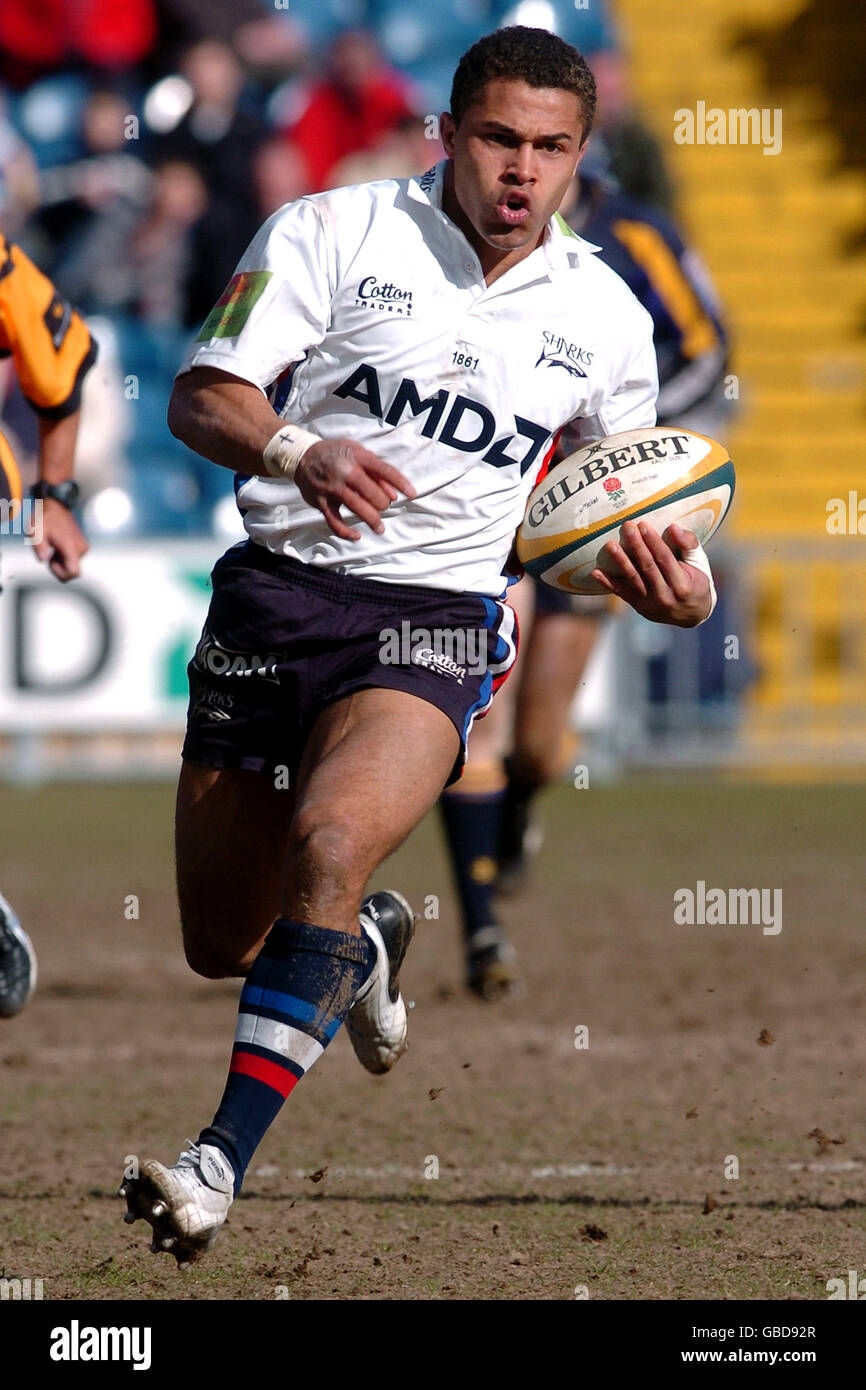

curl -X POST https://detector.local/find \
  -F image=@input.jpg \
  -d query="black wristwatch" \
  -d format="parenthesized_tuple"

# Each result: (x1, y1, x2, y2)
(30, 479, 80, 510)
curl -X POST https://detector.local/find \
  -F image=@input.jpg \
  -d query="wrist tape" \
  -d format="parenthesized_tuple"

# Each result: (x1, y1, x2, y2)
(261, 424, 320, 481)
(678, 539, 717, 623)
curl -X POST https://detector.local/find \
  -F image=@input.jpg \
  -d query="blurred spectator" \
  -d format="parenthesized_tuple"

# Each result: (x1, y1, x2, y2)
(149, 40, 270, 324)
(251, 138, 309, 219)
(0, 0, 157, 90)
(330, 115, 441, 188)
(153, 41, 269, 204)
(29, 89, 152, 306)
(153, 0, 305, 76)
(561, 168, 730, 431)
(0, 95, 39, 234)
(589, 51, 675, 214)
(104, 160, 206, 322)
(285, 29, 417, 191)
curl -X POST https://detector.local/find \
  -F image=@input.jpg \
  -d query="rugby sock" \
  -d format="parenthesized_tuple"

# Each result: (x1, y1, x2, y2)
(500, 754, 539, 841)
(503, 752, 542, 802)
(439, 760, 507, 943)
(199, 918, 373, 1194)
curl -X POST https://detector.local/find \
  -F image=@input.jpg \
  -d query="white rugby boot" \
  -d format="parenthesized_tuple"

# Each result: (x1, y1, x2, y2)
(0, 891, 37, 1019)
(119, 1140, 234, 1267)
(346, 890, 417, 1075)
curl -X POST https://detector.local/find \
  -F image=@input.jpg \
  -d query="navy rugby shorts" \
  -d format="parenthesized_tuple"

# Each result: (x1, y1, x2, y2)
(182, 541, 518, 786)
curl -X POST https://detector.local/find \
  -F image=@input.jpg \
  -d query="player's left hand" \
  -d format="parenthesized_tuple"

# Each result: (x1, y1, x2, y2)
(591, 520, 712, 627)
(30, 498, 89, 581)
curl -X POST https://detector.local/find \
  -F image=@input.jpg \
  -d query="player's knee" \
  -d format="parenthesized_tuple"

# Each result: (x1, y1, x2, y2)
(287, 809, 368, 896)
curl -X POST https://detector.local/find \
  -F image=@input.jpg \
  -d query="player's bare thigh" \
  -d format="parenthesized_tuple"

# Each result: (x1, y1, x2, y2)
(176, 688, 459, 975)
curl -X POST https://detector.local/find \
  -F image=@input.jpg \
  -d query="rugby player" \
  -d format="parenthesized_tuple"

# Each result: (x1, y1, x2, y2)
(0, 237, 94, 1019)
(119, 26, 715, 1266)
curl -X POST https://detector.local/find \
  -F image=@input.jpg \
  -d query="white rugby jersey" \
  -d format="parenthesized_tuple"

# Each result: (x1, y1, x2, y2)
(179, 161, 657, 596)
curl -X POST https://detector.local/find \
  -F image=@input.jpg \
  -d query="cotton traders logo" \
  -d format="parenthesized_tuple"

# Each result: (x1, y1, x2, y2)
(355, 275, 414, 316)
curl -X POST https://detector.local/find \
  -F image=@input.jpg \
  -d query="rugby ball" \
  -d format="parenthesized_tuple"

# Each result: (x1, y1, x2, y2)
(517, 427, 735, 594)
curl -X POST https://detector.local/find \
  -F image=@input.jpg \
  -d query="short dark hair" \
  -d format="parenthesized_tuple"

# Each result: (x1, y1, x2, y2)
(450, 26, 596, 140)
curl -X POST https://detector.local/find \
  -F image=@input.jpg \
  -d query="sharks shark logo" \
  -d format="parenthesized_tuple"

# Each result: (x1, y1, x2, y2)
(535, 331, 594, 378)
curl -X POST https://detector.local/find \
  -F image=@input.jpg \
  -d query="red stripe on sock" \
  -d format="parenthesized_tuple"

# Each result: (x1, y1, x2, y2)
(230, 1049, 299, 1097)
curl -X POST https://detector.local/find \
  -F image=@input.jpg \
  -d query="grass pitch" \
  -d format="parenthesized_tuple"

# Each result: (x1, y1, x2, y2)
(0, 778, 863, 1300)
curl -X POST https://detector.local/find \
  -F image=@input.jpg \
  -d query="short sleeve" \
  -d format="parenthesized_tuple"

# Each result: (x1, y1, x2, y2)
(0, 238, 96, 418)
(177, 197, 334, 393)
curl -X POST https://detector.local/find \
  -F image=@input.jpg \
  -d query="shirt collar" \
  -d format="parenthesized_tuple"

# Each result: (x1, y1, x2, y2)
(407, 161, 598, 277)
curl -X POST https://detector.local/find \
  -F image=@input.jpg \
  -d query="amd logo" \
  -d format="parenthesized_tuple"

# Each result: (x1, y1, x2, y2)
(334, 363, 551, 475)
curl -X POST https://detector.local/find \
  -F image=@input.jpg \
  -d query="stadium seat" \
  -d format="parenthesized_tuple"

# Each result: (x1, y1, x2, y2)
(275, 0, 371, 48)
(106, 315, 234, 534)
(368, 0, 494, 108)
(370, 0, 493, 68)
(8, 75, 89, 168)
(493, 0, 619, 55)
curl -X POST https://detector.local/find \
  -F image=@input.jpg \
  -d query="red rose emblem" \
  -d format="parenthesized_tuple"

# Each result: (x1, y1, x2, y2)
(603, 476, 622, 492)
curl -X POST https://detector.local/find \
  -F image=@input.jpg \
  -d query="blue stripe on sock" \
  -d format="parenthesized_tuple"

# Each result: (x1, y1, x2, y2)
(241, 985, 343, 1039)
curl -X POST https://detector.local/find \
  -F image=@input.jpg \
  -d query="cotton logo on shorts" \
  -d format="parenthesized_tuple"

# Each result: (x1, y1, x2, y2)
(411, 647, 467, 683)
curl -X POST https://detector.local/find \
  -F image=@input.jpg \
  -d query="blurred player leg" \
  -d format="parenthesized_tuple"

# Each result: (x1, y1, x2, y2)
(439, 578, 531, 1000)
(0, 891, 37, 1019)
(498, 584, 603, 894)
(123, 688, 457, 1265)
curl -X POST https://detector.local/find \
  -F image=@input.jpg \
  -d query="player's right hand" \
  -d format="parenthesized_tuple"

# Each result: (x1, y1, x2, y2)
(296, 438, 417, 541)
(31, 497, 89, 582)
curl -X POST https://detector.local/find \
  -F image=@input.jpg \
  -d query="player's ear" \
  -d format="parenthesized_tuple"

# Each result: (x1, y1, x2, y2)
(440, 111, 457, 157)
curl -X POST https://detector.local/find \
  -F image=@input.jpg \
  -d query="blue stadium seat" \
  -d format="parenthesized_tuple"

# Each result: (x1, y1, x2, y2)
(370, 0, 493, 71)
(108, 315, 232, 534)
(127, 454, 203, 535)
(271, 0, 371, 48)
(368, 0, 494, 109)
(9, 75, 89, 168)
(492, 0, 619, 55)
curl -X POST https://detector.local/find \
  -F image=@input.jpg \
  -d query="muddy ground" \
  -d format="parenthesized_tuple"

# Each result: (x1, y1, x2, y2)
(1, 780, 863, 1300)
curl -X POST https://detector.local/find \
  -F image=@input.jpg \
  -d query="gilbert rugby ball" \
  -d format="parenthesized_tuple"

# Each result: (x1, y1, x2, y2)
(517, 427, 735, 594)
